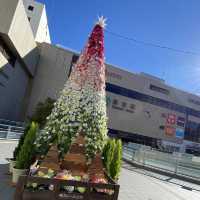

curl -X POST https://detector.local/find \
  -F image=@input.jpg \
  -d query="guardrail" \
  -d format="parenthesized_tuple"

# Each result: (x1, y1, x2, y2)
(0, 123, 24, 140)
(123, 144, 200, 181)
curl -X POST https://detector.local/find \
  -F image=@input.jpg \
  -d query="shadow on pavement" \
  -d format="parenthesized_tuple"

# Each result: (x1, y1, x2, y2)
(122, 161, 200, 192)
(0, 163, 15, 200)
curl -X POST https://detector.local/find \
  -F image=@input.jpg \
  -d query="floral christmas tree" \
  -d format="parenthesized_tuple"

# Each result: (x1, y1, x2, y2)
(35, 17, 108, 159)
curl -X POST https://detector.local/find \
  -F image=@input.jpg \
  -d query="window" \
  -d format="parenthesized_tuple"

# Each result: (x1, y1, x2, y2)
(188, 98, 200, 106)
(129, 104, 135, 110)
(28, 17, 31, 21)
(0, 37, 16, 67)
(72, 54, 79, 63)
(68, 54, 79, 77)
(185, 121, 200, 142)
(112, 99, 118, 106)
(121, 102, 127, 108)
(149, 84, 169, 95)
(28, 5, 34, 11)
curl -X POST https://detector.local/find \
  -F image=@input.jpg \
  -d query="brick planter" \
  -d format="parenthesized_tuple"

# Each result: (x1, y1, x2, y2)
(14, 175, 119, 200)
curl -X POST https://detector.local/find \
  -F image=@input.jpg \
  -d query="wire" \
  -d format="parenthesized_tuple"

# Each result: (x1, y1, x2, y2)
(105, 30, 200, 57)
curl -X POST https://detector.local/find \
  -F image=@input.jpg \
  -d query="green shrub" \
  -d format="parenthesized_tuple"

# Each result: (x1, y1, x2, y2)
(15, 122, 39, 169)
(110, 139, 122, 180)
(102, 138, 115, 173)
(30, 98, 55, 128)
(102, 139, 109, 166)
(13, 122, 31, 160)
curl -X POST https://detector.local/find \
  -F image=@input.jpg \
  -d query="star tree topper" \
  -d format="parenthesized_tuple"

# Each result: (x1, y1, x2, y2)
(96, 16, 107, 28)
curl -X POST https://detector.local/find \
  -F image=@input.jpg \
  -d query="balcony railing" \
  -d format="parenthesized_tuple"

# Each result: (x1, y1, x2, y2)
(123, 143, 200, 180)
(0, 119, 24, 140)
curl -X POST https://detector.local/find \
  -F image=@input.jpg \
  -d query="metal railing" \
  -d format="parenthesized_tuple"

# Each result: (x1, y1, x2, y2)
(0, 119, 24, 140)
(123, 143, 200, 180)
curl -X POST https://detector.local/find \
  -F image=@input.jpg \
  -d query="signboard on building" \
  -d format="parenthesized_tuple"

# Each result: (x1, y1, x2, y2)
(175, 128, 184, 139)
(164, 113, 185, 138)
(106, 96, 135, 114)
(167, 114, 176, 125)
(165, 126, 175, 136)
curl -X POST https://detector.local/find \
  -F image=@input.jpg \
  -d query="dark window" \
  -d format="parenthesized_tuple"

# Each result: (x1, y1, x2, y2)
(28, 17, 31, 21)
(130, 104, 135, 110)
(150, 84, 169, 95)
(177, 121, 185, 127)
(159, 125, 165, 130)
(72, 54, 79, 63)
(68, 54, 79, 77)
(185, 121, 200, 142)
(0, 37, 16, 67)
(113, 99, 118, 105)
(28, 5, 34, 11)
(121, 102, 127, 108)
(108, 128, 157, 147)
(188, 98, 200, 106)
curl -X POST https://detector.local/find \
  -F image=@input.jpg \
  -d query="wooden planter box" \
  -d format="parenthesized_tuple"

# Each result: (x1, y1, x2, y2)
(14, 175, 120, 200)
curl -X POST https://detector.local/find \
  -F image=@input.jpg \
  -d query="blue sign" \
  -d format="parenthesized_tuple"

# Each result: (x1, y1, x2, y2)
(175, 128, 184, 138)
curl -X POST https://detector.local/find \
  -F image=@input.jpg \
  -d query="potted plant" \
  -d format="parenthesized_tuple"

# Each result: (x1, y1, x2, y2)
(102, 138, 122, 181)
(12, 122, 38, 184)
(102, 138, 115, 173)
(9, 122, 31, 173)
(110, 139, 122, 181)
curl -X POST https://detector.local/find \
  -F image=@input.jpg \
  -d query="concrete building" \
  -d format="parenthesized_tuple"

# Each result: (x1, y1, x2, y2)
(23, 0, 51, 43)
(0, 0, 39, 121)
(1, 0, 200, 153)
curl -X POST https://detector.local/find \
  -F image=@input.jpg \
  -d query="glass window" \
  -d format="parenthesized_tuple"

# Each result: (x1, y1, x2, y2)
(121, 102, 127, 108)
(150, 84, 170, 95)
(129, 103, 135, 110)
(185, 121, 200, 142)
(112, 99, 118, 106)
(28, 5, 34, 11)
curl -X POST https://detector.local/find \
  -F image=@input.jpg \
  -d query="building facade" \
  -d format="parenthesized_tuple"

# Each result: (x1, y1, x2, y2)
(0, 0, 39, 121)
(0, 0, 200, 153)
(23, 0, 51, 43)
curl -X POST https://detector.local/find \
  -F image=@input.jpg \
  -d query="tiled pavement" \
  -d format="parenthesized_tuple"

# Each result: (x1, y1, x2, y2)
(1, 140, 200, 200)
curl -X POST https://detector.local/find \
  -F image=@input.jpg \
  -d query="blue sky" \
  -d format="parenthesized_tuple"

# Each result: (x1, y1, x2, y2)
(39, 0, 200, 94)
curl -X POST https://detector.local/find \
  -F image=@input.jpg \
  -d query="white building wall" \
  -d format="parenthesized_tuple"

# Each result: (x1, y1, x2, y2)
(0, 0, 39, 76)
(9, 0, 39, 76)
(23, 0, 51, 43)
(0, 0, 39, 120)
(35, 6, 51, 43)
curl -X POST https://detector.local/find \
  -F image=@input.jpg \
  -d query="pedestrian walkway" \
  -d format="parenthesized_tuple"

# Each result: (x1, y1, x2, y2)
(0, 140, 17, 200)
(119, 162, 200, 200)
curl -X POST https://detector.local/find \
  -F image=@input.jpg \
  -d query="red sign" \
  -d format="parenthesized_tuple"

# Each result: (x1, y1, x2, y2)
(166, 114, 176, 125)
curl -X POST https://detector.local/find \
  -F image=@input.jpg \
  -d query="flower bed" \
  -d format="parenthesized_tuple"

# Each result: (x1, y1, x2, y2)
(14, 174, 119, 200)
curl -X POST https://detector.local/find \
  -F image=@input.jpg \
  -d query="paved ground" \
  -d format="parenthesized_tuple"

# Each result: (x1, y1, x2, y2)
(119, 163, 200, 200)
(1, 140, 200, 200)
(0, 140, 17, 200)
